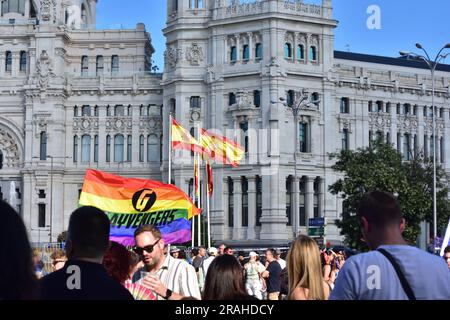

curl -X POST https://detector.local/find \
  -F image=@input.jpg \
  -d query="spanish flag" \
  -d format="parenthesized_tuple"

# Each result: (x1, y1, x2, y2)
(200, 129, 245, 167)
(79, 169, 201, 246)
(171, 117, 204, 155)
(206, 161, 213, 197)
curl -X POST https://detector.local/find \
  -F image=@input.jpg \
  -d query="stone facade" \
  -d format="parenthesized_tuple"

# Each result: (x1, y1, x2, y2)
(1, 0, 449, 246)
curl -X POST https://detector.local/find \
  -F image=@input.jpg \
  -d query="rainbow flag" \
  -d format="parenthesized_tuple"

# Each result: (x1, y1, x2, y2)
(79, 169, 201, 246)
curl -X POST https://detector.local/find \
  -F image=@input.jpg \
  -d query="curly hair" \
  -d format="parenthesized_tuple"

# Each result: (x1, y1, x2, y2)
(102, 241, 132, 284)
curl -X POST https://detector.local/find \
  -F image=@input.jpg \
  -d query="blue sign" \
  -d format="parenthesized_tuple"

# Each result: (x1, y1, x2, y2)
(309, 218, 325, 227)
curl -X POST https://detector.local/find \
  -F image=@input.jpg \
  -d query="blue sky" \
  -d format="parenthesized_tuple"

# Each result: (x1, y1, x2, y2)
(96, 0, 450, 71)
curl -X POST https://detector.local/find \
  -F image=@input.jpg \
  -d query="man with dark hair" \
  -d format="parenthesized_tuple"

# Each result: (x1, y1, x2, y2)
(217, 243, 226, 255)
(330, 191, 450, 300)
(132, 224, 200, 300)
(40, 206, 133, 300)
(444, 246, 450, 270)
(224, 246, 234, 255)
(261, 248, 282, 300)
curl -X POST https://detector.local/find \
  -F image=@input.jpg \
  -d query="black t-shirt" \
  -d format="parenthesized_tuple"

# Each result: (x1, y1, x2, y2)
(39, 260, 134, 300)
(266, 261, 282, 293)
(192, 256, 204, 272)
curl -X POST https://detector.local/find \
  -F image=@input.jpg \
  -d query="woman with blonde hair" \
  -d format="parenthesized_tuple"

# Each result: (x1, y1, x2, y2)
(287, 235, 331, 300)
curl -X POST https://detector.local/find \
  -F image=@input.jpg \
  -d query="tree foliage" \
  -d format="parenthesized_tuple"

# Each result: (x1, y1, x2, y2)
(329, 139, 450, 252)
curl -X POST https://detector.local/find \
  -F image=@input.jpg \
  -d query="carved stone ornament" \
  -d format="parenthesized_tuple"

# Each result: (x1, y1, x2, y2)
(164, 47, 181, 68)
(0, 128, 21, 168)
(35, 50, 55, 91)
(186, 43, 204, 66)
(236, 91, 254, 109)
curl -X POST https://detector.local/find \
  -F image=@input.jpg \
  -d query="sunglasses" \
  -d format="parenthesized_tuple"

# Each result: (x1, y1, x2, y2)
(132, 238, 161, 255)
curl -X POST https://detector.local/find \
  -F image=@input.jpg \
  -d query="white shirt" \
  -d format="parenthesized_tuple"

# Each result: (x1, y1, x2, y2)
(202, 256, 215, 277)
(330, 245, 450, 300)
(134, 255, 201, 300)
(277, 258, 286, 270)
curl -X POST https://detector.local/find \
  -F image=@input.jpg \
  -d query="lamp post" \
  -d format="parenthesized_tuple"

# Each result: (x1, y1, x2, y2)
(272, 89, 320, 237)
(400, 43, 450, 250)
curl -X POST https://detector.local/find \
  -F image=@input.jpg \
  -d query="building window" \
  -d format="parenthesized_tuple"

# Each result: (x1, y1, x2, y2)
(255, 43, 263, 60)
(230, 46, 237, 62)
(127, 135, 132, 162)
(94, 135, 98, 163)
(127, 105, 132, 116)
(139, 135, 144, 162)
(81, 105, 91, 116)
(229, 92, 236, 106)
(19, 51, 26, 71)
(5, 51, 12, 72)
(287, 90, 295, 107)
(228, 177, 234, 227)
(189, 0, 203, 9)
(114, 134, 124, 163)
(376, 101, 383, 112)
(40, 132, 47, 161)
(284, 43, 292, 58)
(96, 55, 104, 76)
(386, 102, 391, 113)
(253, 90, 261, 108)
(440, 108, 444, 118)
(81, 55, 88, 76)
(73, 135, 78, 162)
(299, 178, 306, 226)
(256, 176, 262, 227)
(342, 129, 349, 151)
(440, 137, 445, 163)
(94, 106, 99, 116)
(368, 101, 373, 112)
(376, 131, 383, 141)
(147, 134, 158, 162)
(242, 177, 248, 227)
(106, 105, 111, 116)
(38, 203, 46, 228)
(309, 46, 317, 61)
(172, 0, 178, 11)
(340, 97, 349, 113)
(111, 55, 119, 75)
(2, 0, 27, 15)
(81, 134, 91, 162)
(115, 105, 124, 116)
(403, 133, 411, 160)
(190, 96, 201, 109)
(286, 177, 292, 226)
(424, 135, 428, 158)
(430, 135, 435, 160)
(404, 104, 410, 115)
(38, 189, 46, 199)
(240, 122, 249, 155)
(106, 135, 111, 162)
(74, 106, 78, 117)
(297, 44, 305, 60)
(311, 92, 319, 106)
(299, 122, 308, 153)
(242, 44, 249, 61)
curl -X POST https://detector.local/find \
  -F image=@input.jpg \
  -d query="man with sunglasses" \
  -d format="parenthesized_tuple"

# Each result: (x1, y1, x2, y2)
(132, 225, 201, 300)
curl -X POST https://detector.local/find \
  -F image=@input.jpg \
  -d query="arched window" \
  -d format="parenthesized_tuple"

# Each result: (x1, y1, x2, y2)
(253, 90, 261, 108)
(230, 46, 237, 62)
(96, 55, 104, 76)
(147, 135, 158, 162)
(255, 43, 263, 60)
(94, 135, 98, 163)
(111, 55, 119, 75)
(40, 132, 47, 160)
(299, 122, 308, 153)
(297, 44, 305, 60)
(114, 105, 124, 116)
(81, 3, 87, 28)
(114, 134, 124, 163)
(127, 135, 132, 162)
(139, 135, 144, 162)
(106, 135, 111, 162)
(81, 134, 91, 162)
(73, 135, 78, 163)
(242, 44, 249, 61)
(284, 43, 292, 58)
(81, 55, 89, 76)
(19, 51, 27, 71)
(5, 51, 12, 72)
(310, 46, 317, 61)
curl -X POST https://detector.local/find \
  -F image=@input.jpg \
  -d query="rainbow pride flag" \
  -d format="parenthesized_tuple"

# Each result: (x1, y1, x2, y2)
(79, 169, 200, 246)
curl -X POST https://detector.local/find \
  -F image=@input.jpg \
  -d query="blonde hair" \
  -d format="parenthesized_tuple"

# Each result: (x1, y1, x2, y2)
(287, 235, 326, 300)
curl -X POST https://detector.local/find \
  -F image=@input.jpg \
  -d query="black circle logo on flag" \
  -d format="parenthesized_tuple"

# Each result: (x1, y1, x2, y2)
(132, 189, 157, 212)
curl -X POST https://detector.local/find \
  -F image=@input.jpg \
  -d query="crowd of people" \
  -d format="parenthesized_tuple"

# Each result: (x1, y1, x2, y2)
(1, 191, 450, 300)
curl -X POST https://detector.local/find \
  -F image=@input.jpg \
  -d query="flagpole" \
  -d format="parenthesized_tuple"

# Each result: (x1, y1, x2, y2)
(197, 124, 202, 247)
(206, 165, 211, 249)
(192, 157, 196, 248)
(168, 113, 172, 185)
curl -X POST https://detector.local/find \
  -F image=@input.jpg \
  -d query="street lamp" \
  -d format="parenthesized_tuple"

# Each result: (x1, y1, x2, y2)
(400, 43, 450, 250)
(33, 155, 71, 242)
(272, 89, 320, 237)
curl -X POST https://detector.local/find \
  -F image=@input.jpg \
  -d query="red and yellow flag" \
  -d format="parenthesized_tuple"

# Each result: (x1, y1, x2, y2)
(206, 161, 213, 197)
(200, 129, 245, 167)
(171, 118, 203, 155)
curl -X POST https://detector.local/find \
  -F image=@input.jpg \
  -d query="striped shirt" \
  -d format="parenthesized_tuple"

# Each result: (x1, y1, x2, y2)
(133, 255, 201, 300)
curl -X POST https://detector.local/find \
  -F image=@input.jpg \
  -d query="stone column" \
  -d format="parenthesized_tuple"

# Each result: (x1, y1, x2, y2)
(247, 32, 253, 61)
(98, 105, 107, 164)
(132, 105, 140, 165)
(292, 176, 300, 236)
(305, 176, 315, 222)
(247, 176, 256, 240)
(232, 177, 242, 240)
(390, 102, 398, 150)
(0, 54, 5, 77)
(318, 177, 325, 218)
(235, 34, 240, 65)
(12, 52, 20, 77)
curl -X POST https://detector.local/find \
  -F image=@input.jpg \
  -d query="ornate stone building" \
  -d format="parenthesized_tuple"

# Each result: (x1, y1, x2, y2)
(1, 0, 449, 246)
